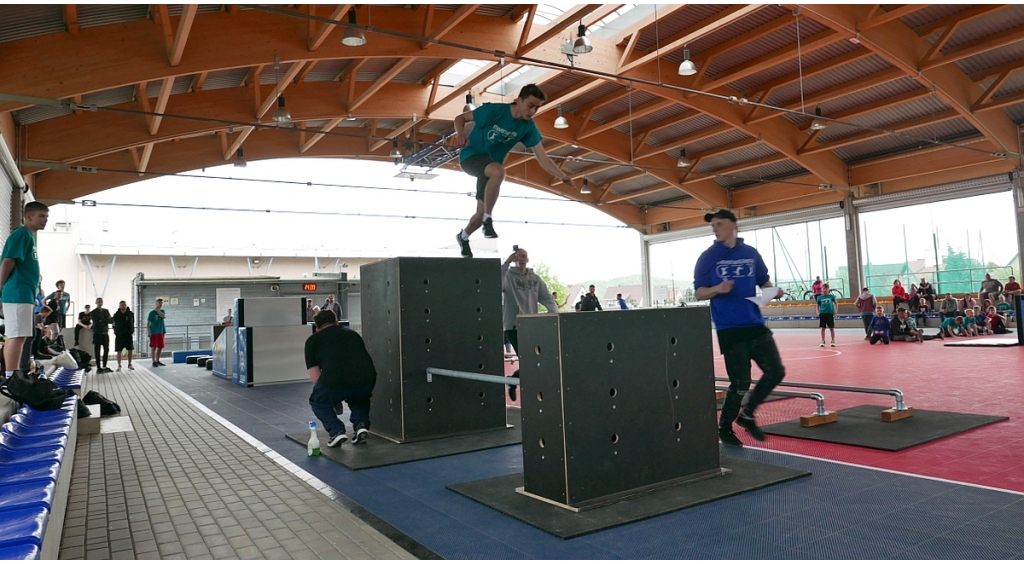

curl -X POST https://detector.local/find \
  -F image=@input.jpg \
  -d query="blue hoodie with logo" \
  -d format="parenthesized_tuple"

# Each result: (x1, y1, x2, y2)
(694, 238, 770, 330)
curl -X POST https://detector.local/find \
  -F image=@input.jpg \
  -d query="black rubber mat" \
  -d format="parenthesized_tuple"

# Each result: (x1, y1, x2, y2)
(285, 407, 521, 469)
(761, 404, 1008, 451)
(943, 337, 1019, 347)
(447, 455, 808, 539)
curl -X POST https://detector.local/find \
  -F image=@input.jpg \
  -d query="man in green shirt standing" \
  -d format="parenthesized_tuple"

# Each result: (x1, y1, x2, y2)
(148, 298, 167, 367)
(1, 201, 48, 377)
(453, 84, 575, 258)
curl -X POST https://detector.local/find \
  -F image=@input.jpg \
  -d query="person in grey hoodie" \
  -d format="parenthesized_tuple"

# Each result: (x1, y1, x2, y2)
(854, 287, 878, 340)
(502, 248, 559, 401)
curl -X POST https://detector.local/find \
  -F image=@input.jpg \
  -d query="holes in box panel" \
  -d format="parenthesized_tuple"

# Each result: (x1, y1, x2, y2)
(611, 434, 619, 444)
(425, 337, 432, 344)
(534, 346, 541, 355)
(670, 337, 678, 345)
(609, 388, 617, 398)
(606, 342, 614, 352)
(675, 422, 682, 431)
(539, 438, 546, 448)
(536, 392, 543, 401)
(426, 397, 433, 403)
(424, 308, 430, 315)
(672, 379, 679, 388)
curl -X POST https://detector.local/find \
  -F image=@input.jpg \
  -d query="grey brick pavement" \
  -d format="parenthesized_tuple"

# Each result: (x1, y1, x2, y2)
(59, 366, 415, 560)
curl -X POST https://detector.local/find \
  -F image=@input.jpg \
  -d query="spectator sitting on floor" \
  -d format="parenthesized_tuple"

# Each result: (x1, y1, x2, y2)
(1003, 275, 1021, 297)
(980, 273, 1003, 306)
(891, 279, 909, 312)
(869, 306, 891, 345)
(974, 308, 990, 335)
(939, 292, 958, 319)
(890, 308, 924, 342)
(961, 308, 979, 337)
(987, 306, 1008, 334)
(996, 294, 1013, 313)
(939, 315, 964, 338)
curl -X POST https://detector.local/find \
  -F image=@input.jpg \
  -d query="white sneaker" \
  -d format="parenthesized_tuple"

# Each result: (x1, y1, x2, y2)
(352, 428, 369, 444)
(327, 432, 348, 447)
(820, 341, 826, 347)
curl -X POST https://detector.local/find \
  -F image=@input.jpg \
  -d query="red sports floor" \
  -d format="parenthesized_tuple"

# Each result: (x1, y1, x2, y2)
(506, 328, 1024, 493)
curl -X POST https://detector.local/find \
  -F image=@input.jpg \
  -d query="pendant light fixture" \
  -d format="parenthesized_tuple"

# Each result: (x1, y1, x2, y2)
(580, 178, 592, 194)
(341, 9, 366, 47)
(678, 48, 698, 76)
(270, 55, 292, 125)
(810, 106, 828, 131)
(389, 140, 402, 159)
(233, 148, 247, 168)
(463, 93, 475, 113)
(677, 148, 693, 168)
(553, 106, 569, 129)
(572, 22, 592, 54)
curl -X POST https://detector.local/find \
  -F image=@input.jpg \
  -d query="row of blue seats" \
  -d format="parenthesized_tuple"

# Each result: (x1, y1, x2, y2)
(0, 377, 80, 559)
(50, 368, 83, 391)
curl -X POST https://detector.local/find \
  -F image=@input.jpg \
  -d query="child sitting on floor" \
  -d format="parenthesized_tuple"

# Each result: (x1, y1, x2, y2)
(939, 315, 964, 338)
(987, 306, 1008, 334)
(869, 306, 891, 345)
(962, 308, 979, 337)
(975, 308, 990, 335)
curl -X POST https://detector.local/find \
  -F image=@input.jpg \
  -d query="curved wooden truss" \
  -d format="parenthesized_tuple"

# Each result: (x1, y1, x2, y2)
(1, 4, 1021, 233)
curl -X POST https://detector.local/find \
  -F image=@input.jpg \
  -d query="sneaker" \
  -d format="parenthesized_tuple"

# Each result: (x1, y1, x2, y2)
(327, 432, 348, 447)
(509, 385, 518, 402)
(156, 361, 166, 367)
(352, 427, 369, 444)
(456, 232, 473, 258)
(482, 217, 498, 238)
(864, 335, 870, 340)
(820, 341, 825, 347)
(718, 428, 743, 447)
(128, 365, 134, 370)
(35, 353, 53, 360)
(830, 341, 836, 347)
(736, 413, 767, 441)
(152, 362, 159, 368)
(116, 365, 123, 371)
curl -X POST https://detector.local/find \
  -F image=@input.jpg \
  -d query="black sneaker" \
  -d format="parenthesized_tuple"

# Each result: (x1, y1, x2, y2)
(352, 427, 369, 444)
(736, 413, 766, 441)
(509, 385, 517, 402)
(456, 232, 473, 258)
(327, 432, 348, 447)
(156, 361, 166, 367)
(718, 428, 743, 447)
(482, 217, 498, 238)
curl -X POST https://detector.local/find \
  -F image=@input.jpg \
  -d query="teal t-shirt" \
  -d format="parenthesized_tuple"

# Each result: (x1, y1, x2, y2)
(939, 318, 958, 331)
(459, 102, 542, 164)
(996, 302, 1012, 312)
(964, 317, 976, 326)
(1, 226, 40, 304)
(816, 294, 836, 314)
(148, 309, 166, 334)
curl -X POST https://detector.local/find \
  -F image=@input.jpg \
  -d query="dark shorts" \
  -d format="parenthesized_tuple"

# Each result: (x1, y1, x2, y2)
(115, 334, 134, 351)
(819, 313, 835, 328)
(461, 153, 496, 201)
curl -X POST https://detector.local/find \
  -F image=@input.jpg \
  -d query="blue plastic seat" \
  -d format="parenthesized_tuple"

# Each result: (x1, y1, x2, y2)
(0, 444, 64, 465)
(0, 480, 56, 511)
(0, 461, 61, 485)
(8, 413, 71, 429)
(2, 422, 69, 439)
(0, 433, 67, 451)
(0, 543, 39, 559)
(0, 506, 49, 549)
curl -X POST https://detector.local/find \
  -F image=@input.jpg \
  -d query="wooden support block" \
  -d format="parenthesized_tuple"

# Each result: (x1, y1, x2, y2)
(800, 411, 838, 427)
(881, 407, 914, 422)
(715, 390, 726, 401)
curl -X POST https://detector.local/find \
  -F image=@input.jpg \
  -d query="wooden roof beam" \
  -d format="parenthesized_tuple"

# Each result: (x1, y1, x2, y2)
(799, 109, 960, 155)
(422, 4, 479, 49)
(517, 4, 605, 56)
(167, 5, 198, 66)
(684, 13, 802, 85)
(689, 155, 788, 183)
(974, 89, 1024, 113)
(428, 62, 502, 114)
(256, 59, 308, 119)
(969, 59, 1024, 84)
(63, 5, 78, 34)
(577, 98, 675, 140)
(148, 77, 174, 135)
(921, 25, 1024, 71)
(612, 4, 690, 46)
(307, 4, 353, 51)
(222, 126, 255, 161)
(368, 120, 415, 152)
(747, 67, 905, 124)
(914, 5, 1010, 37)
(699, 30, 849, 92)
(349, 58, 415, 112)
(634, 123, 733, 160)
(857, 5, 926, 31)
(797, 87, 933, 131)
(535, 78, 605, 116)
(300, 117, 344, 153)
(604, 182, 673, 204)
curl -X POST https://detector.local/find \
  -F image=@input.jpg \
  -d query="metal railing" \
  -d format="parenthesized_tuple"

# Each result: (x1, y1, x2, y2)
(137, 323, 216, 355)
(715, 377, 908, 411)
(426, 368, 517, 386)
(866, 266, 1016, 297)
(716, 386, 828, 417)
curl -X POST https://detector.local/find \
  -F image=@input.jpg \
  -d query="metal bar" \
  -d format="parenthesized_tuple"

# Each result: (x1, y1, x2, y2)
(715, 377, 906, 410)
(170, 255, 178, 278)
(82, 255, 101, 297)
(101, 255, 116, 298)
(717, 386, 827, 416)
(190, 256, 199, 277)
(426, 367, 519, 386)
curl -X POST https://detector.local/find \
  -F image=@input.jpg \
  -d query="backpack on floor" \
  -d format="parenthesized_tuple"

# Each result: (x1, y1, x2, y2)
(0, 372, 70, 411)
(83, 390, 121, 416)
(68, 349, 92, 370)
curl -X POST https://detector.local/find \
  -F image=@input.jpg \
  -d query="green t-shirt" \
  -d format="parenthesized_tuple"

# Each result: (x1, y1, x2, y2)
(816, 294, 836, 314)
(996, 302, 1012, 312)
(459, 102, 542, 164)
(1, 226, 40, 304)
(939, 318, 958, 331)
(148, 309, 166, 334)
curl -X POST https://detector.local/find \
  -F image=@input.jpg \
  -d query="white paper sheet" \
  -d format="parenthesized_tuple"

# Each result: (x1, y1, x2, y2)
(746, 286, 782, 307)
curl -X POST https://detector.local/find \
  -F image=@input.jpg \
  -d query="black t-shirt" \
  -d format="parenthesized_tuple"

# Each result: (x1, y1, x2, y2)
(304, 325, 377, 390)
(78, 311, 92, 326)
(112, 309, 134, 336)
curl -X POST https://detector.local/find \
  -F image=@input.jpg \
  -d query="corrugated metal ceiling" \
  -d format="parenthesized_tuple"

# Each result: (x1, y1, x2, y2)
(781, 76, 928, 127)
(767, 55, 895, 107)
(145, 76, 193, 98)
(0, 5, 63, 43)
(259, 62, 297, 85)
(202, 67, 249, 91)
(833, 117, 977, 162)
(78, 5, 150, 29)
(716, 160, 808, 189)
(561, 82, 624, 115)
(633, 5, 729, 53)
(356, 58, 401, 82)
(82, 85, 135, 108)
(899, 5, 973, 31)
(613, 104, 693, 137)
(11, 104, 73, 127)
(645, 114, 723, 147)
(630, 187, 687, 206)
(815, 95, 954, 143)
(610, 174, 665, 196)
(955, 41, 1024, 76)
(542, 72, 588, 95)
(698, 143, 780, 173)
(584, 165, 642, 186)
(680, 5, 792, 64)
(394, 58, 447, 84)
(304, 60, 349, 83)
(706, 19, 827, 78)
(727, 40, 862, 95)
(590, 90, 658, 123)
(685, 129, 753, 155)
(941, 5, 1024, 51)
(1003, 102, 1024, 125)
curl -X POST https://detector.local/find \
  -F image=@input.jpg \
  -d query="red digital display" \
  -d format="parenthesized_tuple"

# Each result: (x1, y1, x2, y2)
(303, 283, 318, 292)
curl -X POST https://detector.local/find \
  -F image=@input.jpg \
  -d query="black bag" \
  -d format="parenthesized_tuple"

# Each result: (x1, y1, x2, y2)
(77, 398, 91, 418)
(68, 349, 92, 370)
(83, 390, 120, 416)
(0, 372, 69, 411)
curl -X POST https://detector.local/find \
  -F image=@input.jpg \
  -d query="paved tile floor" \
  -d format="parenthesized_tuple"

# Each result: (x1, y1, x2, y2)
(59, 364, 415, 560)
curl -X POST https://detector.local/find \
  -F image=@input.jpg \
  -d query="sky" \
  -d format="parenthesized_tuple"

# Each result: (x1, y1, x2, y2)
(46, 158, 645, 285)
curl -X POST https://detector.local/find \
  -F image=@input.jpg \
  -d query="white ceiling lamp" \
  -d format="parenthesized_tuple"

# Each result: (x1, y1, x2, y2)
(810, 106, 828, 131)
(463, 93, 475, 113)
(233, 148, 247, 168)
(553, 105, 569, 129)
(580, 178, 592, 194)
(678, 48, 698, 76)
(341, 9, 366, 47)
(389, 140, 402, 159)
(572, 22, 593, 54)
(677, 148, 693, 168)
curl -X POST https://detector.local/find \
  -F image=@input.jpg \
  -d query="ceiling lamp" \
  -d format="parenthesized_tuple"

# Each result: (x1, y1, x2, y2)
(677, 149, 693, 168)
(572, 23, 592, 54)
(678, 48, 698, 76)
(463, 93, 475, 113)
(342, 9, 366, 47)
(580, 178, 592, 194)
(233, 148, 247, 168)
(272, 95, 291, 124)
(810, 106, 828, 131)
(389, 140, 402, 159)
(553, 106, 569, 129)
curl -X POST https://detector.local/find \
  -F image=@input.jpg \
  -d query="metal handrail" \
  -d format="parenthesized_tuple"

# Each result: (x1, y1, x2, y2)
(717, 386, 828, 416)
(426, 368, 518, 386)
(715, 377, 907, 410)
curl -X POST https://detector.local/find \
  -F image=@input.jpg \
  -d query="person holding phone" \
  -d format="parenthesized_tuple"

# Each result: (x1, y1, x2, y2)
(501, 247, 559, 401)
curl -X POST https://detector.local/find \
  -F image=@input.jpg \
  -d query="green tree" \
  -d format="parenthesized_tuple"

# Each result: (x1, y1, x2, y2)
(534, 262, 567, 312)
(939, 244, 983, 294)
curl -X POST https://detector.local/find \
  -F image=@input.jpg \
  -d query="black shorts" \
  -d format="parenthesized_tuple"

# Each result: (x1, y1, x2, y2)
(819, 314, 835, 328)
(461, 154, 496, 201)
(115, 335, 134, 351)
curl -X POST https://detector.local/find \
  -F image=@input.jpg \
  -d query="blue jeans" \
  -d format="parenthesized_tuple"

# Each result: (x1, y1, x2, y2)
(309, 383, 373, 437)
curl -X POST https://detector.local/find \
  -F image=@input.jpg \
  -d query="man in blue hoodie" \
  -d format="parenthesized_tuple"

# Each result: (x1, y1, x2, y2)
(694, 209, 786, 447)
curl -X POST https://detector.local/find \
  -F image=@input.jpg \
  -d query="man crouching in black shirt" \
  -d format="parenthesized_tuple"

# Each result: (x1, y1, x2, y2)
(305, 310, 377, 447)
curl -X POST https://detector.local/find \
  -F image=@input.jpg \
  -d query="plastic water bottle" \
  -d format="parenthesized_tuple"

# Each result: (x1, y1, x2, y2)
(307, 421, 321, 456)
